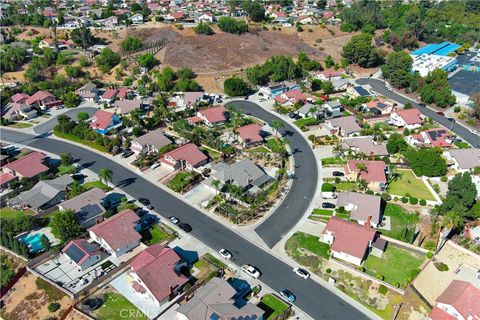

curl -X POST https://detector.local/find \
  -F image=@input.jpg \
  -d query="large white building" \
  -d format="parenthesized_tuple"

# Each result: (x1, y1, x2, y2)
(411, 54, 458, 77)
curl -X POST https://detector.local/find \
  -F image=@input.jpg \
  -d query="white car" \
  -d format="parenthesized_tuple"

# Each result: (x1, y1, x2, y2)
(469, 129, 478, 135)
(219, 249, 232, 260)
(150, 163, 161, 170)
(293, 267, 310, 279)
(242, 264, 261, 279)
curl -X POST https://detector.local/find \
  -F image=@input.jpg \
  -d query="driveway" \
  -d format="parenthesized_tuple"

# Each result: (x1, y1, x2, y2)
(184, 184, 216, 207)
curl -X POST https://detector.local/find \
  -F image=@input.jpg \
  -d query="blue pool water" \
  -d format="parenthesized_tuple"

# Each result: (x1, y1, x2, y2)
(18, 233, 44, 253)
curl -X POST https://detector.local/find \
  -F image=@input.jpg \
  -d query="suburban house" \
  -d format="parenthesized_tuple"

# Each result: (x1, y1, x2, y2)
(76, 82, 98, 101)
(210, 158, 272, 194)
(114, 99, 142, 115)
(128, 244, 189, 308)
(344, 160, 388, 192)
(101, 89, 118, 103)
(330, 78, 352, 92)
(406, 128, 453, 148)
(96, 16, 118, 27)
(325, 116, 362, 137)
(10, 93, 30, 104)
(183, 92, 204, 108)
(175, 277, 265, 320)
(25, 91, 63, 109)
(259, 81, 300, 97)
(196, 12, 215, 23)
(116, 87, 129, 100)
(160, 143, 208, 170)
(297, 15, 313, 24)
(297, 103, 319, 118)
(59, 188, 107, 228)
(444, 148, 480, 172)
(347, 85, 372, 97)
(236, 124, 264, 147)
(0, 152, 49, 188)
(62, 239, 102, 271)
(323, 100, 343, 118)
(341, 136, 388, 157)
(463, 221, 480, 245)
(364, 99, 395, 115)
(429, 280, 480, 320)
(89, 110, 121, 135)
(336, 192, 383, 227)
(320, 217, 378, 266)
(88, 209, 142, 258)
(273, 89, 306, 106)
(2, 102, 38, 121)
(8, 175, 73, 211)
(315, 70, 344, 81)
(131, 130, 173, 154)
(196, 106, 226, 127)
(389, 108, 423, 129)
(165, 11, 185, 21)
(129, 13, 144, 24)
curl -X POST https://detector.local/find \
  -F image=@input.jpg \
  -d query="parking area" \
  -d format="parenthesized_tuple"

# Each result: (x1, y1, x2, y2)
(143, 164, 175, 183)
(321, 167, 346, 179)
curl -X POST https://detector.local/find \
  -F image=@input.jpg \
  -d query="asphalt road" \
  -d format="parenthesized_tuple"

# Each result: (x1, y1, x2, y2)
(33, 107, 97, 135)
(357, 78, 480, 148)
(0, 131, 367, 320)
(225, 101, 318, 248)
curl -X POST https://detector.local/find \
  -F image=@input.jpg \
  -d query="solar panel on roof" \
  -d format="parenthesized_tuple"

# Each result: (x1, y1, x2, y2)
(65, 244, 86, 263)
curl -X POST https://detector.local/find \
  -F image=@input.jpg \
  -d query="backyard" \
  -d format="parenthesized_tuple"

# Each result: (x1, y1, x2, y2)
(381, 203, 419, 243)
(0, 208, 34, 220)
(387, 169, 435, 201)
(363, 245, 425, 288)
(95, 292, 147, 320)
(258, 294, 289, 320)
(167, 171, 199, 193)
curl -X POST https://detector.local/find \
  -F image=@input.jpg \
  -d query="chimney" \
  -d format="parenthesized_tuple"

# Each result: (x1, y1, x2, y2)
(365, 216, 372, 229)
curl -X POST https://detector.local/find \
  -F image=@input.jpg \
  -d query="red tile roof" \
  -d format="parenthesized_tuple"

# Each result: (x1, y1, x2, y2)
(116, 87, 129, 99)
(130, 244, 188, 302)
(88, 209, 141, 251)
(284, 89, 306, 102)
(429, 307, 457, 320)
(188, 116, 202, 124)
(274, 96, 288, 104)
(25, 91, 54, 105)
(170, 11, 184, 19)
(0, 172, 16, 185)
(11, 93, 30, 104)
(345, 160, 387, 183)
(198, 106, 226, 124)
(101, 89, 118, 100)
(435, 280, 480, 319)
(90, 110, 114, 130)
(323, 217, 376, 259)
(162, 143, 208, 168)
(62, 239, 101, 266)
(425, 128, 451, 148)
(396, 109, 422, 125)
(4, 152, 49, 178)
(237, 124, 263, 144)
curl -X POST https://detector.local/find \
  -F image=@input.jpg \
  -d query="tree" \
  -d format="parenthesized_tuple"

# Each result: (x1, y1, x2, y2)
(443, 172, 477, 213)
(386, 133, 408, 154)
(381, 51, 413, 89)
(466, 0, 480, 13)
(342, 33, 379, 68)
(405, 147, 447, 177)
(60, 152, 74, 166)
(61, 92, 80, 109)
(317, 0, 327, 10)
(70, 27, 95, 49)
(177, 67, 195, 80)
(121, 36, 143, 52)
(98, 168, 113, 186)
(0, 44, 28, 72)
(212, 179, 221, 195)
(194, 22, 214, 35)
(137, 52, 158, 69)
(223, 77, 249, 96)
(49, 210, 83, 243)
(325, 55, 335, 69)
(65, 65, 83, 78)
(95, 48, 121, 73)
(40, 235, 50, 252)
(244, 1, 265, 22)
(68, 181, 85, 198)
(298, 51, 323, 71)
(77, 112, 89, 121)
(471, 93, 480, 119)
(420, 69, 455, 108)
(218, 16, 248, 34)
(321, 80, 334, 94)
(271, 119, 284, 138)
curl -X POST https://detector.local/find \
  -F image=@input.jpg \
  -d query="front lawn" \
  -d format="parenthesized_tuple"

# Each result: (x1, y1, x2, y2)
(258, 294, 289, 320)
(334, 181, 357, 191)
(96, 292, 147, 320)
(141, 225, 174, 245)
(381, 203, 419, 243)
(266, 138, 284, 153)
(57, 164, 76, 175)
(387, 169, 435, 201)
(363, 245, 425, 288)
(167, 171, 199, 193)
(54, 129, 107, 153)
(83, 180, 111, 191)
(454, 141, 470, 149)
(285, 232, 330, 259)
(293, 117, 320, 128)
(0, 207, 34, 220)
(312, 209, 334, 216)
(7, 122, 33, 129)
(321, 157, 346, 165)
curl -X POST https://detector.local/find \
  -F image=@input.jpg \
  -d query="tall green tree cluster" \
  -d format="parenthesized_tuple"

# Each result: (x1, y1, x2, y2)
(419, 69, 456, 108)
(405, 147, 447, 177)
(381, 51, 413, 89)
(218, 16, 248, 35)
(223, 77, 249, 96)
(342, 33, 379, 68)
(155, 67, 200, 92)
(95, 48, 121, 73)
(246, 55, 303, 85)
(0, 45, 28, 72)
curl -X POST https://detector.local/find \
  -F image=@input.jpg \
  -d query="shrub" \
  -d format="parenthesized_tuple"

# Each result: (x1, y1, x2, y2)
(326, 268, 332, 273)
(334, 177, 341, 184)
(426, 251, 433, 259)
(381, 193, 392, 201)
(440, 176, 448, 182)
(393, 197, 398, 202)
(425, 240, 436, 251)
(48, 302, 60, 312)
(296, 25, 304, 32)
(376, 274, 384, 281)
(454, 106, 461, 112)
(409, 197, 418, 205)
(308, 28, 313, 32)
(410, 268, 420, 278)
(401, 197, 408, 203)
(419, 199, 427, 206)
(366, 190, 374, 195)
(357, 266, 365, 272)
(378, 285, 388, 295)
(435, 262, 449, 272)
(321, 183, 336, 192)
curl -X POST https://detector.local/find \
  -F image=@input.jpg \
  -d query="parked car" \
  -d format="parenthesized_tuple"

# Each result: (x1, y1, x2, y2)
(121, 150, 134, 158)
(178, 222, 192, 232)
(322, 202, 336, 209)
(150, 163, 161, 170)
(219, 249, 232, 260)
(280, 289, 296, 303)
(138, 198, 153, 209)
(469, 129, 478, 135)
(242, 264, 261, 279)
(418, 102, 426, 107)
(293, 267, 310, 279)
(332, 171, 344, 177)
(168, 215, 180, 224)
(436, 111, 445, 116)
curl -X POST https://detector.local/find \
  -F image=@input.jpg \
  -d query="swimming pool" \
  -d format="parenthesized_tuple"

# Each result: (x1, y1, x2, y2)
(18, 233, 44, 253)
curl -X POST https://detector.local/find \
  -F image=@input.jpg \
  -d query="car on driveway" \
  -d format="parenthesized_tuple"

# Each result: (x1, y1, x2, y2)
(280, 289, 296, 303)
(242, 264, 261, 279)
(293, 267, 310, 279)
(150, 163, 161, 170)
(178, 222, 192, 232)
(219, 249, 232, 260)
(469, 129, 478, 135)
(168, 215, 180, 224)
(322, 202, 336, 209)
(332, 171, 344, 177)
(121, 150, 134, 158)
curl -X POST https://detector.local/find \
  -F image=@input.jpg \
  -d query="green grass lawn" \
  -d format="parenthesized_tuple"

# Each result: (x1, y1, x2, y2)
(363, 245, 425, 287)
(247, 146, 271, 153)
(258, 294, 289, 320)
(335, 212, 351, 220)
(334, 181, 357, 191)
(200, 146, 221, 160)
(116, 202, 139, 212)
(293, 117, 320, 128)
(312, 208, 334, 216)
(321, 157, 346, 165)
(54, 129, 107, 152)
(285, 232, 330, 259)
(0, 207, 34, 220)
(454, 141, 470, 148)
(83, 180, 111, 191)
(142, 225, 172, 245)
(381, 203, 419, 243)
(57, 164, 76, 175)
(96, 293, 147, 320)
(266, 138, 284, 153)
(202, 252, 227, 269)
(387, 169, 435, 201)
(7, 122, 34, 129)
(167, 171, 198, 192)
(342, 110, 352, 116)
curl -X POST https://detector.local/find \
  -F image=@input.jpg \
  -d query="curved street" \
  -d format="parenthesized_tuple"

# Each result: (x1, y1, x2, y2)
(0, 101, 370, 320)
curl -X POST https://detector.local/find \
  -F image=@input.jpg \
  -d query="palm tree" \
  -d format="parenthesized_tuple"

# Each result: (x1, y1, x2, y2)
(332, 143, 345, 157)
(271, 119, 284, 139)
(212, 179, 221, 195)
(358, 179, 368, 191)
(98, 168, 113, 186)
